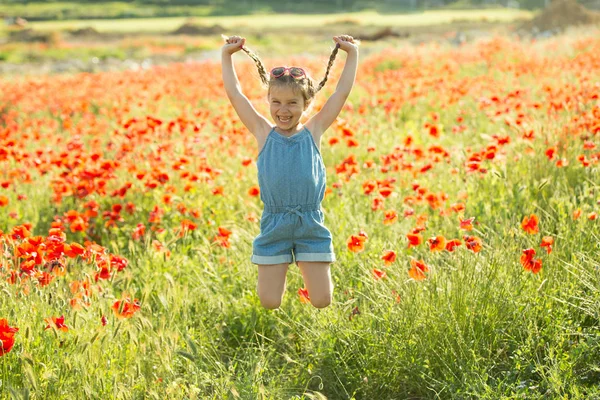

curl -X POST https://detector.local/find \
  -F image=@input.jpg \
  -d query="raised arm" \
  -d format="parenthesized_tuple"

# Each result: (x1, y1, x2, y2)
(221, 36, 271, 137)
(309, 35, 359, 136)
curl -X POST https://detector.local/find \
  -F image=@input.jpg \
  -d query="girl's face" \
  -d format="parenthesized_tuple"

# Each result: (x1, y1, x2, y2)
(268, 85, 307, 131)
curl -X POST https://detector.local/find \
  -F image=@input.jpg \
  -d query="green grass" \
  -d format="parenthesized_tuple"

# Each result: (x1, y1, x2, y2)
(0, 1, 215, 21)
(22, 9, 534, 33)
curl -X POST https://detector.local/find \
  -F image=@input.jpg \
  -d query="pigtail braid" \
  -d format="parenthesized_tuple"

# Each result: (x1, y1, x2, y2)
(316, 45, 339, 93)
(241, 47, 269, 87)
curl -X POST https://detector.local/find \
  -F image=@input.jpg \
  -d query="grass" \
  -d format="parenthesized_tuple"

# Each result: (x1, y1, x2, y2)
(21, 9, 534, 33)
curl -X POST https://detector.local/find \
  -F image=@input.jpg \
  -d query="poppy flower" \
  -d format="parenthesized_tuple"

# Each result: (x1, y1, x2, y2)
(379, 187, 393, 198)
(521, 214, 539, 234)
(540, 236, 553, 254)
(408, 259, 429, 281)
(381, 250, 397, 266)
(573, 209, 582, 220)
(521, 248, 542, 273)
(347, 234, 367, 253)
(131, 223, 146, 241)
(362, 180, 377, 195)
(372, 268, 387, 280)
(298, 287, 310, 303)
(445, 239, 462, 252)
(10, 224, 31, 240)
(406, 233, 423, 248)
(463, 235, 482, 253)
(459, 217, 474, 231)
(112, 296, 141, 319)
(428, 235, 446, 252)
(248, 186, 260, 197)
(45, 315, 69, 332)
(450, 203, 465, 213)
(383, 210, 398, 225)
(0, 319, 18, 356)
(371, 197, 385, 211)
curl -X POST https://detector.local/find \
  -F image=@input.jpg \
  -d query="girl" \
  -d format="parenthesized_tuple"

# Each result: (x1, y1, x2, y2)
(221, 34, 359, 309)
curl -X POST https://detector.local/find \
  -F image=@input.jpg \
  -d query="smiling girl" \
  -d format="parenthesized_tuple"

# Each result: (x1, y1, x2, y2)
(221, 34, 359, 309)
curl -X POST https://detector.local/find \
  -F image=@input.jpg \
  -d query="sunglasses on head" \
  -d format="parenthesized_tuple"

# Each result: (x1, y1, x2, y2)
(270, 66, 306, 79)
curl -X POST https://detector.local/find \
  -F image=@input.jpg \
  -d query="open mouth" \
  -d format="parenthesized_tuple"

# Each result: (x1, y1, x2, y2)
(278, 116, 292, 123)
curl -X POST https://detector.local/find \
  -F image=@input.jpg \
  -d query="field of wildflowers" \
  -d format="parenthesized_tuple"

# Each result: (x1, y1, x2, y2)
(1, 29, 599, 399)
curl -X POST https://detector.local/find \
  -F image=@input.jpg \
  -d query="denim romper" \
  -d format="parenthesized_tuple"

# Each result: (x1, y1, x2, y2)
(251, 126, 336, 265)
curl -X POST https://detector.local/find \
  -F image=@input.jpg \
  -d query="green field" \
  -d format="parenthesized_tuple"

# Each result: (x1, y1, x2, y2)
(24, 9, 533, 33)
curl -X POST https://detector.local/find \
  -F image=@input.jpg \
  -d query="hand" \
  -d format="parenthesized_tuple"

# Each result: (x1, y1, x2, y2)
(333, 35, 359, 52)
(221, 35, 246, 55)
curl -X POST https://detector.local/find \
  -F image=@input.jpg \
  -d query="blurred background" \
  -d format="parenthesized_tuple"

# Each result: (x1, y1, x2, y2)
(0, 0, 599, 74)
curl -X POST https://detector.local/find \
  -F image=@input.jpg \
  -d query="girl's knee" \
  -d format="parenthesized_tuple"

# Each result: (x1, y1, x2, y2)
(256, 282, 284, 309)
(310, 295, 332, 308)
(258, 293, 283, 309)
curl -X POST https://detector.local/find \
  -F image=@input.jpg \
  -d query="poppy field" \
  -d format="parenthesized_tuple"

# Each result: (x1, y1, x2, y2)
(1, 28, 600, 399)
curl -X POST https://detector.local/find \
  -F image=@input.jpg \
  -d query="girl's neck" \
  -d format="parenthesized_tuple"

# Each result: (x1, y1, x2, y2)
(274, 123, 303, 136)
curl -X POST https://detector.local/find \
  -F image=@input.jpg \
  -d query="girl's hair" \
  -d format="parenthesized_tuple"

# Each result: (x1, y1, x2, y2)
(241, 45, 340, 106)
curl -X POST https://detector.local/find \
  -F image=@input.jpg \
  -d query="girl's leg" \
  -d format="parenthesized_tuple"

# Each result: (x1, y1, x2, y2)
(296, 262, 333, 308)
(257, 263, 290, 309)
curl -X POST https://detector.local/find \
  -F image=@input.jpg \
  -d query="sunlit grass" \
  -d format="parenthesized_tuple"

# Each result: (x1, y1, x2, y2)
(24, 9, 534, 33)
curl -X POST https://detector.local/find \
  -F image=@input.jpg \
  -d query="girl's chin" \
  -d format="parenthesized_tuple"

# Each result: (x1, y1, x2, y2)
(276, 120, 296, 127)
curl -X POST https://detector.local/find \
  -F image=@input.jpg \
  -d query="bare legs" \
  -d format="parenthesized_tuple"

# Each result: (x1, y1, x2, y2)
(256, 262, 333, 309)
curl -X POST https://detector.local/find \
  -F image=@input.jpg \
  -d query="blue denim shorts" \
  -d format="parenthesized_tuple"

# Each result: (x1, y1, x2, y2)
(251, 204, 336, 265)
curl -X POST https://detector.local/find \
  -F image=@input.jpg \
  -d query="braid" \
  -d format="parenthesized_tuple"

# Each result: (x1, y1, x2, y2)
(241, 47, 269, 87)
(316, 45, 339, 93)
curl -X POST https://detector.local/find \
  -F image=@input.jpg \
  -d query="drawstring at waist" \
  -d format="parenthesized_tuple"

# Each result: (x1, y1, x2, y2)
(264, 203, 320, 215)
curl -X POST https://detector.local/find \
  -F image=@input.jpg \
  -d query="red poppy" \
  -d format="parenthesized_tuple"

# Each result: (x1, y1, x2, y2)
(445, 239, 462, 252)
(459, 217, 474, 231)
(408, 259, 429, 281)
(65, 242, 85, 258)
(45, 315, 69, 332)
(450, 203, 465, 213)
(406, 233, 423, 248)
(248, 186, 260, 197)
(112, 296, 141, 319)
(463, 235, 482, 253)
(521, 248, 542, 274)
(298, 287, 310, 303)
(362, 180, 377, 195)
(372, 268, 387, 280)
(371, 197, 385, 211)
(132, 223, 146, 241)
(0, 319, 18, 356)
(428, 235, 446, 252)
(347, 234, 367, 253)
(521, 214, 539, 234)
(383, 210, 398, 225)
(540, 236, 553, 254)
(381, 250, 397, 266)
